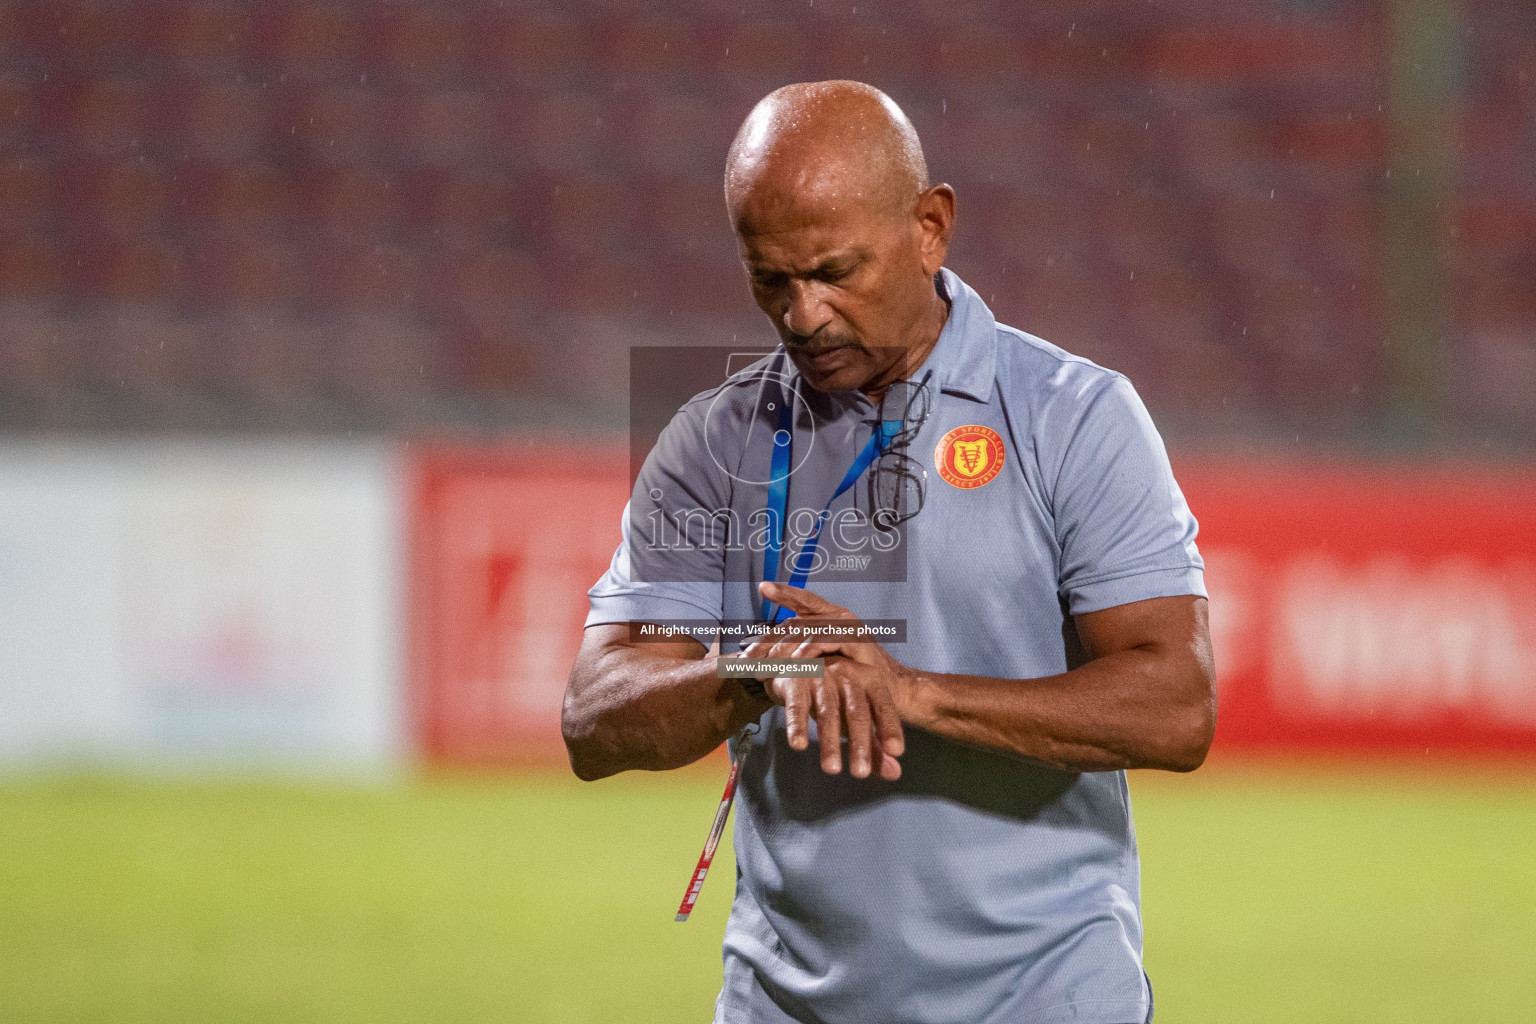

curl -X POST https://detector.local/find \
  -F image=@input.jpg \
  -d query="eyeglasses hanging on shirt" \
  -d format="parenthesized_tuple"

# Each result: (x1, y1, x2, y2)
(869, 377, 930, 531)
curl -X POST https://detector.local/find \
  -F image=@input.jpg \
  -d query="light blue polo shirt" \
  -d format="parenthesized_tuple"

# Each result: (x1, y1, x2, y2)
(586, 267, 1204, 1024)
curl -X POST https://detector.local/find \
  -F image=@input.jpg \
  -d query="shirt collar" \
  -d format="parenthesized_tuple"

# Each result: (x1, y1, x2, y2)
(921, 267, 998, 404)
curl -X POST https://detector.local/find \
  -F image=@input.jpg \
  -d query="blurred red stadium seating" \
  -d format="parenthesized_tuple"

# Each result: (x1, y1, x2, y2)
(0, 0, 1528, 447)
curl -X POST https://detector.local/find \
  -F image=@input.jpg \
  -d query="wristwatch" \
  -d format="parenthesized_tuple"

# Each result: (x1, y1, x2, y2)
(737, 674, 770, 702)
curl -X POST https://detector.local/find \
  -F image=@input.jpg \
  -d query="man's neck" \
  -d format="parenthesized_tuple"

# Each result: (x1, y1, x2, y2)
(860, 281, 952, 403)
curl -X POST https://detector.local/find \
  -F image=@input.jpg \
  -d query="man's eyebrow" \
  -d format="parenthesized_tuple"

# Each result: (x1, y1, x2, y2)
(745, 247, 872, 278)
(815, 250, 869, 273)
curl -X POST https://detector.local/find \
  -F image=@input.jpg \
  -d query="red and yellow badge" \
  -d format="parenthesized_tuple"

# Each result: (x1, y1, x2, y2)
(934, 424, 1006, 488)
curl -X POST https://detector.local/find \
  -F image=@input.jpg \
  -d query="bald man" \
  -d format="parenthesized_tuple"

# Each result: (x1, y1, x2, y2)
(565, 81, 1213, 1024)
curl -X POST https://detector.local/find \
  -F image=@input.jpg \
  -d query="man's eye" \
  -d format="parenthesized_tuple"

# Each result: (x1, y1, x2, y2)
(751, 272, 786, 289)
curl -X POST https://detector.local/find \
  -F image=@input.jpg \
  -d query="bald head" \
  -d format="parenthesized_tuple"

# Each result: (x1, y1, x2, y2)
(725, 81, 929, 229)
(722, 82, 954, 397)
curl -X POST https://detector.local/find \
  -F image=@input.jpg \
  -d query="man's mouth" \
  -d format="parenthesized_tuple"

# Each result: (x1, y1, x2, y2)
(792, 344, 855, 370)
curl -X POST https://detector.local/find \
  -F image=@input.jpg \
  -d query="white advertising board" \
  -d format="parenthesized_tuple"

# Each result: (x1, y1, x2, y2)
(0, 440, 403, 772)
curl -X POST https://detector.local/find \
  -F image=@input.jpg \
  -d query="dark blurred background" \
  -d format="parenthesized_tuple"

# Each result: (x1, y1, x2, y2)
(1, 0, 1531, 448)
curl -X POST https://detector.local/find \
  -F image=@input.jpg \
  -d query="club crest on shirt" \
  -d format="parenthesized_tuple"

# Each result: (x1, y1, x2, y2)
(934, 424, 1005, 488)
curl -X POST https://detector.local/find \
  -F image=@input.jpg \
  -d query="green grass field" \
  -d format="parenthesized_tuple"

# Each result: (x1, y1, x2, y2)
(2, 764, 1533, 1023)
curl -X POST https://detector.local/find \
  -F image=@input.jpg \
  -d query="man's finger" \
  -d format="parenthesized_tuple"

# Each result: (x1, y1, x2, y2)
(870, 681, 905, 761)
(759, 581, 852, 619)
(742, 624, 796, 657)
(791, 639, 830, 660)
(744, 634, 802, 668)
(779, 677, 811, 751)
(766, 635, 809, 660)
(799, 636, 877, 667)
(838, 668, 875, 779)
(812, 677, 843, 774)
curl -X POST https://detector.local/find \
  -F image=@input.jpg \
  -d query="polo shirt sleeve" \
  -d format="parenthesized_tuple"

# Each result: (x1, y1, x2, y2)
(585, 400, 727, 630)
(1050, 372, 1206, 615)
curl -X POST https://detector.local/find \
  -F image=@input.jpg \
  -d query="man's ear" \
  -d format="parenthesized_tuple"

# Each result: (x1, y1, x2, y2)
(915, 184, 956, 277)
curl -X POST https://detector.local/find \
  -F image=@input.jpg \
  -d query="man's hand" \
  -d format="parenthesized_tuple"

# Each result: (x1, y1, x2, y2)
(740, 585, 1215, 779)
(741, 581, 910, 780)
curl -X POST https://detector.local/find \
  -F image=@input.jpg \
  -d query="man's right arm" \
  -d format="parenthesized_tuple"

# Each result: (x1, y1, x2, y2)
(561, 623, 772, 781)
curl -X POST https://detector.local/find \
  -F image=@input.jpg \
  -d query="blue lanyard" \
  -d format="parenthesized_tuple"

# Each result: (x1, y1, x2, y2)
(761, 394, 901, 625)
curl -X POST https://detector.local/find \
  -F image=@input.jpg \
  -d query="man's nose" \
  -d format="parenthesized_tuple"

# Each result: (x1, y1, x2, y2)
(782, 280, 833, 339)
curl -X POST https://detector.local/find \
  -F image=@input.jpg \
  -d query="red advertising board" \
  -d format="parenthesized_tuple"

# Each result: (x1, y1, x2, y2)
(1179, 458, 1536, 755)
(408, 445, 630, 764)
(409, 447, 1536, 764)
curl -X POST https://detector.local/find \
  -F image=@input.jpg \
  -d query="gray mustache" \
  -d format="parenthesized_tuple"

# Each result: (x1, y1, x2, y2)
(786, 342, 856, 355)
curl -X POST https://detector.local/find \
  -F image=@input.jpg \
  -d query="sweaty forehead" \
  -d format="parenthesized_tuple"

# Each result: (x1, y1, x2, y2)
(731, 153, 897, 238)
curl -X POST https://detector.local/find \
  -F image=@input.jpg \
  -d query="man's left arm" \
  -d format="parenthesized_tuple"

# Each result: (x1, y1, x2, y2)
(747, 369, 1215, 775)
(753, 582, 1214, 774)
(907, 592, 1215, 771)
